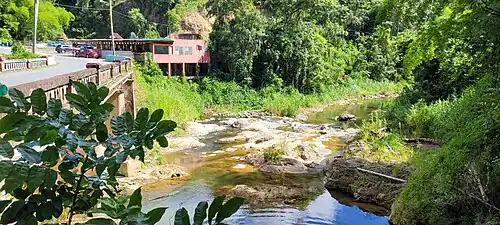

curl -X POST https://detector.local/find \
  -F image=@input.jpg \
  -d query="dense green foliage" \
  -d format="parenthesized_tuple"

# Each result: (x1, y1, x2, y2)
(0, 28, 12, 43)
(208, 0, 409, 93)
(0, 82, 178, 224)
(0, 0, 74, 41)
(390, 75, 500, 225)
(367, 0, 500, 224)
(62, 0, 206, 39)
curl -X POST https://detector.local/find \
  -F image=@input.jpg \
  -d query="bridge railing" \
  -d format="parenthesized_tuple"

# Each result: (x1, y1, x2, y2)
(10, 60, 133, 106)
(2, 59, 28, 71)
(29, 58, 48, 69)
(0, 56, 55, 72)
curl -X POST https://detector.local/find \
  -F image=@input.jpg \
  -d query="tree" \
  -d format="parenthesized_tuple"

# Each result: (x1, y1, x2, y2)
(0, 0, 73, 41)
(165, 10, 182, 34)
(128, 8, 148, 38)
(145, 24, 160, 39)
(209, 2, 266, 85)
(0, 28, 11, 42)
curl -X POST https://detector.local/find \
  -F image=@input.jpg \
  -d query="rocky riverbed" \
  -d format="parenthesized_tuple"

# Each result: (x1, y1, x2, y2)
(126, 95, 409, 224)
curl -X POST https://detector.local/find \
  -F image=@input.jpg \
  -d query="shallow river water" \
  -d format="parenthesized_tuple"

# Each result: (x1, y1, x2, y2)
(142, 99, 391, 225)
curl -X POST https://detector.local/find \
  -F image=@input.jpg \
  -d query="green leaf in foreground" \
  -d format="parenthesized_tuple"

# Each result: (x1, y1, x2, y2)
(9, 88, 30, 111)
(208, 195, 225, 225)
(215, 197, 245, 224)
(146, 207, 168, 224)
(0, 96, 15, 113)
(0, 138, 14, 158)
(174, 207, 190, 225)
(193, 201, 208, 225)
(129, 188, 142, 208)
(47, 99, 62, 119)
(0, 200, 24, 224)
(30, 88, 47, 115)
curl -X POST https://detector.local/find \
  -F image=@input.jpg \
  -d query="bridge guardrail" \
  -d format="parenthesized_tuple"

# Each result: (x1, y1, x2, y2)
(0, 56, 54, 72)
(10, 60, 133, 107)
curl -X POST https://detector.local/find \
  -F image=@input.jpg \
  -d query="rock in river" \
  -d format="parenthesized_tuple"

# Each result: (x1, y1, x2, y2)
(336, 113, 356, 121)
(259, 158, 309, 174)
(324, 157, 413, 210)
(233, 164, 247, 169)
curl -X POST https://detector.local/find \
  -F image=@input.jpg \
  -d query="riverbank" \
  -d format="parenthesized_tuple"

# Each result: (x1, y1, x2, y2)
(124, 72, 422, 224)
(133, 71, 404, 130)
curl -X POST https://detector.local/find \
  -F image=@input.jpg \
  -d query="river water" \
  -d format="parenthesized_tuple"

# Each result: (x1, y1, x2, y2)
(142, 99, 390, 225)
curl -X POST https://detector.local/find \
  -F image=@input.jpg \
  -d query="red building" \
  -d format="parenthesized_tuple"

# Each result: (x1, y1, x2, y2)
(70, 33, 210, 76)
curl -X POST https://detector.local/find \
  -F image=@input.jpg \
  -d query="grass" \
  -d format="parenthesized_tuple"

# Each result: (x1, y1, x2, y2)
(134, 65, 404, 131)
(262, 78, 403, 116)
(134, 72, 205, 130)
(356, 112, 414, 163)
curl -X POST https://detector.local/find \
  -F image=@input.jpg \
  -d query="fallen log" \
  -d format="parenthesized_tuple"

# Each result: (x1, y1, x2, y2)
(357, 167, 407, 183)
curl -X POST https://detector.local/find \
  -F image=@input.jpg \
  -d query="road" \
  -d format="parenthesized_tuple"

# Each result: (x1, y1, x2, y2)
(0, 47, 108, 87)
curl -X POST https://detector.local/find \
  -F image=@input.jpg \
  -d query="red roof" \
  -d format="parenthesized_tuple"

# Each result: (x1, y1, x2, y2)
(108, 33, 123, 39)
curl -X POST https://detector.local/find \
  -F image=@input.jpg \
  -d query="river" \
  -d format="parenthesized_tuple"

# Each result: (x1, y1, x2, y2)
(142, 98, 391, 225)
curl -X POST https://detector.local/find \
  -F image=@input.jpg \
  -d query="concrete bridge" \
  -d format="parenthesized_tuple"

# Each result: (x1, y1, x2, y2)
(11, 60, 135, 117)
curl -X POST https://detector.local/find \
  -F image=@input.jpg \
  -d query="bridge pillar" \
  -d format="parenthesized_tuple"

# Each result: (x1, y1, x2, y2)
(168, 63, 171, 78)
(123, 79, 136, 117)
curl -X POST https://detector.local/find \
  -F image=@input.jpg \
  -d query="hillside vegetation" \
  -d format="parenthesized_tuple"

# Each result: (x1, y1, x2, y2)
(134, 0, 500, 224)
(1, 0, 498, 224)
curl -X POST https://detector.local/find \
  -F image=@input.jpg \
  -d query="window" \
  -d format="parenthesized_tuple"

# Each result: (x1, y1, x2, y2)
(174, 46, 193, 55)
(197, 45, 203, 51)
(154, 46, 170, 54)
(175, 47, 183, 55)
(184, 47, 193, 55)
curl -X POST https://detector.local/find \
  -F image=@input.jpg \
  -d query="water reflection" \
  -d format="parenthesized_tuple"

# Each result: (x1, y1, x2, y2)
(305, 99, 388, 127)
(142, 181, 388, 225)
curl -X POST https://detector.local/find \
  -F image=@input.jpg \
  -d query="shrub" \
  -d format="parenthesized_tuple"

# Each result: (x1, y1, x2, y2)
(0, 82, 245, 225)
(0, 28, 12, 43)
(139, 55, 163, 77)
(390, 74, 500, 225)
(199, 78, 263, 112)
(6, 42, 39, 59)
(357, 112, 413, 163)
(263, 148, 284, 162)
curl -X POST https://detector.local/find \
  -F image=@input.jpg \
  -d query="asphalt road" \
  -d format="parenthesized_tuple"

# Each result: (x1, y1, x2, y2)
(0, 47, 108, 87)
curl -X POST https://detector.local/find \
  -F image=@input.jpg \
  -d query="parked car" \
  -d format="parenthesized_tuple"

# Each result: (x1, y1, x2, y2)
(75, 49, 99, 58)
(0, 42, 12, 47)
(55, 44, 75, 53)
(74, 43, 95, 50)
(47, 42, 62, 47)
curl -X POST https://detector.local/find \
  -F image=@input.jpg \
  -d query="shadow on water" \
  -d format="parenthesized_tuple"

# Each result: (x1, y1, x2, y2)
(142, 99, 393, 225)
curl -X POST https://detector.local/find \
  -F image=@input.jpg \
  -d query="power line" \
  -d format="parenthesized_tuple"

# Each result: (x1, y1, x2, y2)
(53, 3, 170, 26)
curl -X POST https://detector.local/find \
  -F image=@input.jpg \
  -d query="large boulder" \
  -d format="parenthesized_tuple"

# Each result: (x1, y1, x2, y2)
(324, 158, 413, 210)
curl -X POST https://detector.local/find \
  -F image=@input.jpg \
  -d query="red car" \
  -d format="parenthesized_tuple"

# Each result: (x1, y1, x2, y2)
(75, 49, 99, 58)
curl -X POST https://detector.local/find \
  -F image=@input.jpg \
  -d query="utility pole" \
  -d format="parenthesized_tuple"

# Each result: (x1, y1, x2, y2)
(32, 0, 40, 54)
(109, 0, 115, 55)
